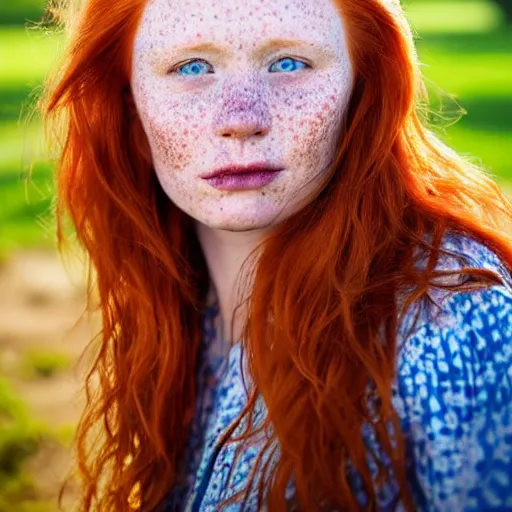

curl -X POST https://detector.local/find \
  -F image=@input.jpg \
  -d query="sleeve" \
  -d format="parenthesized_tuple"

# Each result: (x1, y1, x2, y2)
(393, 284, 512, 511)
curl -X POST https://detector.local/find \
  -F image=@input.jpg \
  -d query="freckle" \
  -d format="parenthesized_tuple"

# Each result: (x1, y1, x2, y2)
(261, 192, 266, 196)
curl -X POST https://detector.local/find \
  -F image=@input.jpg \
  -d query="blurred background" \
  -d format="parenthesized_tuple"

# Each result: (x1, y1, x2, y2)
(0, 0, 511, 510)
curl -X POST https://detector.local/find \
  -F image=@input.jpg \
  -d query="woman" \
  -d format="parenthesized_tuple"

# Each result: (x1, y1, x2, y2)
(42, 0, 512, 510)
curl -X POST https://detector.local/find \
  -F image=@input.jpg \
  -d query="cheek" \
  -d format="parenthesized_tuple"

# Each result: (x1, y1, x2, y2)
(146, 120, 187, 171)
(276, 85, 345, 168)
(275, 70, 349, 129)
(137, 91, 208, 173)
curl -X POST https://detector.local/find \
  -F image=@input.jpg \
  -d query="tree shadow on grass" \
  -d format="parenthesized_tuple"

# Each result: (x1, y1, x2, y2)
(0, 163, 52, 187)
(0, 2, 46, 27)
(416, 26, 512, 55)
(425, 93, 512, 181)
(0, 163, 53, 227)
(457, 96, 512, 132)
(427, 94, 512, 133)
(2, 195, 53, 224)
(0, 85, 42, 124)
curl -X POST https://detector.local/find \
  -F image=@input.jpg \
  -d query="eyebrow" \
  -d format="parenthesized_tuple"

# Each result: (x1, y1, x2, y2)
(150, 37, 329, 61)
(254, 38, 321, 59)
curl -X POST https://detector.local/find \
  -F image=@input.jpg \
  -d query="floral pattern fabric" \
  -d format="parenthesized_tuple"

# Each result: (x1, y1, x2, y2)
(163, 233, 512, 511)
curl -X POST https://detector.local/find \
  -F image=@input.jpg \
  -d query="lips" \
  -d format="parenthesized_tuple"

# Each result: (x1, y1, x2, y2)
(201, 162, 284, 179)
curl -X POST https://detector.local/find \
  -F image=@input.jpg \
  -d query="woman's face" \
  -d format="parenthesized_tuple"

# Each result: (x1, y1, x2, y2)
(131, 0, 353, 231)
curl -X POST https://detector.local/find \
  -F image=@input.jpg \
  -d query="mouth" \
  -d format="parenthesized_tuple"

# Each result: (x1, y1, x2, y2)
(201, 162, 284, 191)
(201, 162, 284, 179)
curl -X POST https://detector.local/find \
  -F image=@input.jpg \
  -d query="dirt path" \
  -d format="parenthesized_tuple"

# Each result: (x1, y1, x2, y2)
(0, 249, 95, 510)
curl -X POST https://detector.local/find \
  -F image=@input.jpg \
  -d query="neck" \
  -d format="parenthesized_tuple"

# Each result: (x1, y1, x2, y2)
(195, 221, 269, 344)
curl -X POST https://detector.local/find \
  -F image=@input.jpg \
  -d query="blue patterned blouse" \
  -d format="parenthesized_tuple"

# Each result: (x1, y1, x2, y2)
(163, 233, 512, 511)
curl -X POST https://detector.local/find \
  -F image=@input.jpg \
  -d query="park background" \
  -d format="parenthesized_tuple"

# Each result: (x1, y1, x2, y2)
(0, 0, 511, 510)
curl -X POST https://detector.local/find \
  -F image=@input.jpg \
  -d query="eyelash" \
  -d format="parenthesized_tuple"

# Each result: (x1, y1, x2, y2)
(168, 56, 311, 75)
(169, 59, 212, 75)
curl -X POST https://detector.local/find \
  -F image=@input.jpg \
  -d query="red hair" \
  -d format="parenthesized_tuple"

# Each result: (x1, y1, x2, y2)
(42, 0, 512, 510)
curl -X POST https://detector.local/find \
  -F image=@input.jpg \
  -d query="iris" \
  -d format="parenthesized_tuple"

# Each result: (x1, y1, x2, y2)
(269, 57, 308, 73)
(177, 60, 212, 76)
(176, 57, 308, 76)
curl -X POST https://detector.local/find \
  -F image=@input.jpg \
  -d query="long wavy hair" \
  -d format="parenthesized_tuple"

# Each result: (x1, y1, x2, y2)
(41, 0, 512, 510)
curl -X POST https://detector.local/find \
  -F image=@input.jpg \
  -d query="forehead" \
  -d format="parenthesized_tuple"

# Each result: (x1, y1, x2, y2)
(135, 0, 345, 52)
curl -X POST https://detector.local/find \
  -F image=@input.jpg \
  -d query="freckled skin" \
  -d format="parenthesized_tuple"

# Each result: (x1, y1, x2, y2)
(131, 0, 354, 231)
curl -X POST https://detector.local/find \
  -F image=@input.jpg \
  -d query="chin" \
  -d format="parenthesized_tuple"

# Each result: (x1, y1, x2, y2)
(190, 198, 287, 232)
(203, 215, 277, 232)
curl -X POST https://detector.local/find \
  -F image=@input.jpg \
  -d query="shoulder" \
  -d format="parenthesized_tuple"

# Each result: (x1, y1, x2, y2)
(398, 230, 512, 342)
(393, 232, 512, 510)
(397, 230, 512, 371)
(439, 230, 512, 283)
(395, 278, 512, 424)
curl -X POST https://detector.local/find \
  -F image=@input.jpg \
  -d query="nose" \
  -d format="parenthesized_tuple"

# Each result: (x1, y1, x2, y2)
(214, 82, 271, 139)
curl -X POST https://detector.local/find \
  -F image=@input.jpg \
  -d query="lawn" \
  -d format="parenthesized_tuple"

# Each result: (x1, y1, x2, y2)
(407, 0, 512, 184)
(0, 27, 63, 256)
(0, 0, 511, 255)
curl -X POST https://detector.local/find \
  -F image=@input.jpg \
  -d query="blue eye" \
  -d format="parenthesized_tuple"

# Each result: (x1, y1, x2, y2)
(176, 60, 212, 76)
(269, 57, 308, 73)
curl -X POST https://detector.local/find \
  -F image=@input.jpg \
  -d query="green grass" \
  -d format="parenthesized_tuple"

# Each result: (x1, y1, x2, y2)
(0, 377, 50, 512)
(0, 28, 60, 256)
(415, 32, 512, 182)
(0, 0, 47, 27)
(0, 28, 63, 86)
(21, 350, 72, 379)
(404, 0, 512, 183)
(0, 1, 511, 253)
(405, 0, 503, 33)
